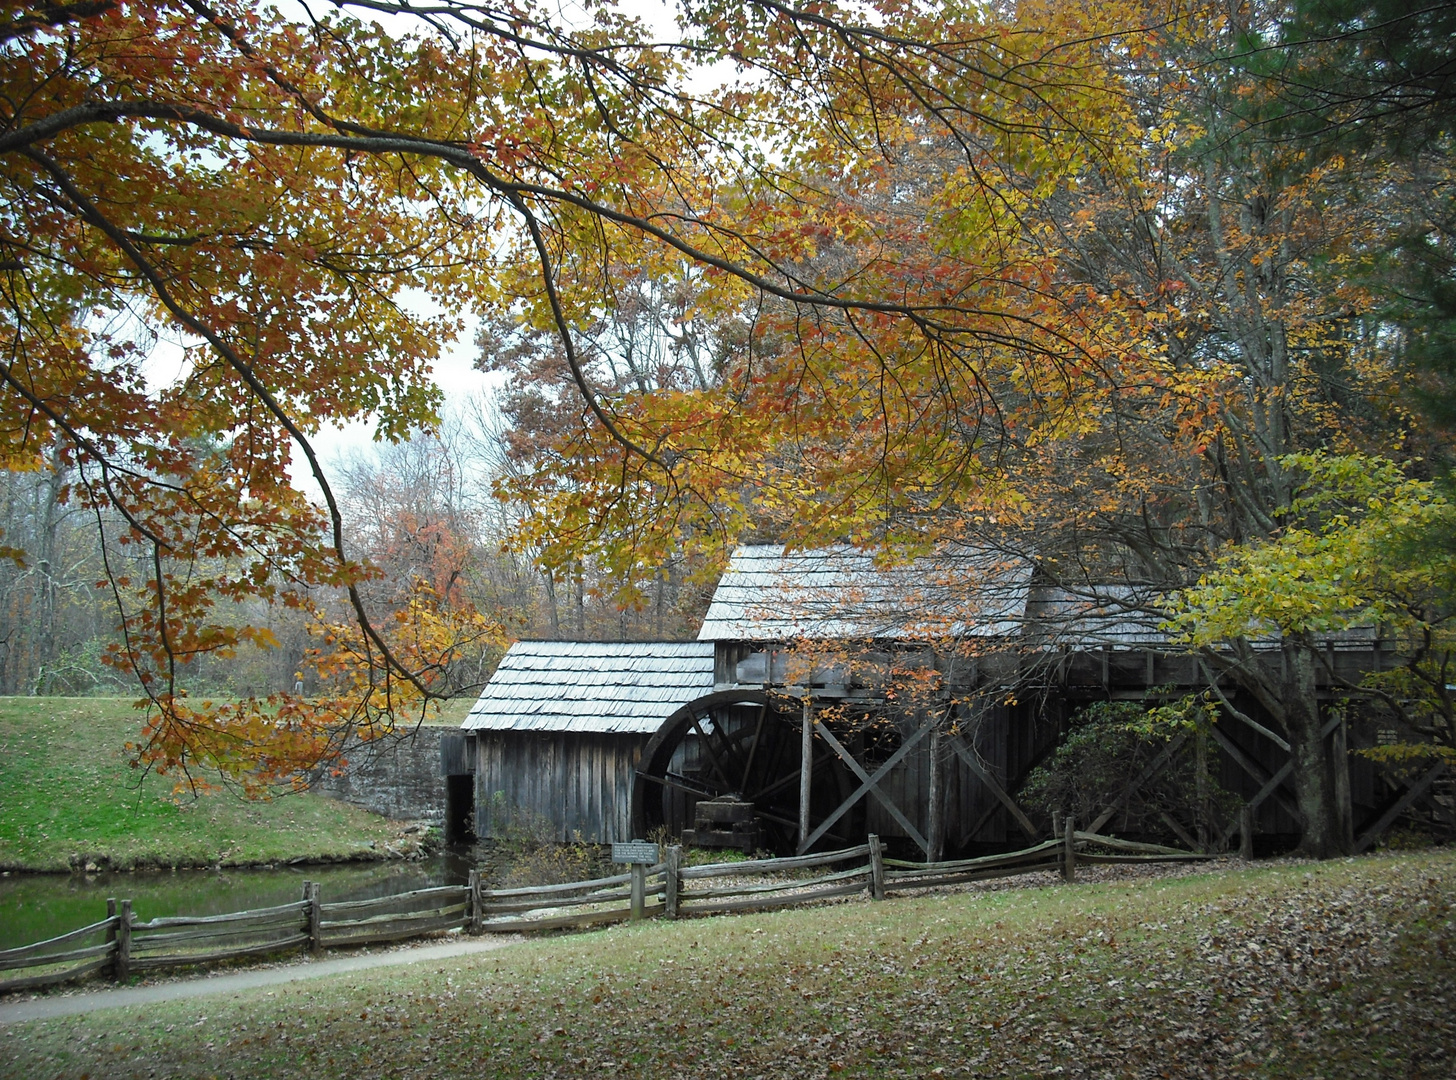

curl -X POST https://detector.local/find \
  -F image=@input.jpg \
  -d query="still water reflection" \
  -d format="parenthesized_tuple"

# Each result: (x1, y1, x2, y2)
(0, 850, 477, 951)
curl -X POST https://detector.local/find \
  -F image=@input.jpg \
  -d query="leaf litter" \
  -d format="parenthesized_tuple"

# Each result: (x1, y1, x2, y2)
(2, 850, 1453, 1079)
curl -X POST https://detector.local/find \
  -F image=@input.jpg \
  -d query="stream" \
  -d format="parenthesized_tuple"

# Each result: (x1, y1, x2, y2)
(0, 850, 479, 952)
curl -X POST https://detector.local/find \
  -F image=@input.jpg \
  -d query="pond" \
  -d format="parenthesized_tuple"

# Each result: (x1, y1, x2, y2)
(0, 850, 479, 952)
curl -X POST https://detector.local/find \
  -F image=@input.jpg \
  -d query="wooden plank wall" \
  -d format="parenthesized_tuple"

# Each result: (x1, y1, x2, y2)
(473, 731, 649, 844)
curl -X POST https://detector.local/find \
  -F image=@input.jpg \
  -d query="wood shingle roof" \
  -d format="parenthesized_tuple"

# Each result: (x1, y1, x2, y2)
(461, 641, 716, 734)
(697, 544, 1033, 642)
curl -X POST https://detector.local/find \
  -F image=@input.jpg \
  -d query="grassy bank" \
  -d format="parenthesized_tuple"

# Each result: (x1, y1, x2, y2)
(0, 697, 411, 872)
(4, 852, 1453, 1078)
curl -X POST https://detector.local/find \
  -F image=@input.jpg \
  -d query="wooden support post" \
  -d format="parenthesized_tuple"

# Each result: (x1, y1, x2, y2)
(467, 869, 482, 934)
(630, 862, 646, 921)
(926, 725, 943, 863)
(115, 899, 132, 984)
(1332, 711, 1353, 852)
(868, 834, 886, 901)
(1239, 804, 1254, 861)
(305, 880, 323, 956)
(665, 845, 682, 918)
(1062, 815, 1076, 883)
(1051, 809, 1062, 842)
(799, 696, 813, 852)
(1195, 725, 1210, 852)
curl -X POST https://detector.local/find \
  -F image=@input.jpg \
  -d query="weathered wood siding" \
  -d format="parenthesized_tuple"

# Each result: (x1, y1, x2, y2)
(440, 731, 475, 776)
(473, 731, 649, 844)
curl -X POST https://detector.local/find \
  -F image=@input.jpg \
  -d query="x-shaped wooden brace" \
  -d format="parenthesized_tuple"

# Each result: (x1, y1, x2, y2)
(945, 733, 1040, 841)
(1355, 760, 1447, 854)
(1215, 715, 1343, 847)
(799, 719, 932, 855)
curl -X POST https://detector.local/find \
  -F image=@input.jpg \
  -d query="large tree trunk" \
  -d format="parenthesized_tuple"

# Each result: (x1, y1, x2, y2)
(1282, 640, 1351, 858)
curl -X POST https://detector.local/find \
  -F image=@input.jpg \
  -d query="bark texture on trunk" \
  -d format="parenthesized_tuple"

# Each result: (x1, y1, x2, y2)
(1282, 640, 1352, 858)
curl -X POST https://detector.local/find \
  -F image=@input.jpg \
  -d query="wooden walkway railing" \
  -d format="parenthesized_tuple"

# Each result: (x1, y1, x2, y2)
(0, 824, 1215, 995)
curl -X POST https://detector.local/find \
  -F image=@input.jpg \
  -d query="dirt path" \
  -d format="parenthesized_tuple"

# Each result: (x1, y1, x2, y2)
(0, 935, 520, 1026)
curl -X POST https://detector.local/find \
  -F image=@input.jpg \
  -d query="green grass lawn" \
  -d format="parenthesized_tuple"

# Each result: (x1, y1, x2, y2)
(0, 697, 406, 872)
(423, 696, 474, 726)
(3, 852, 1452, 1079)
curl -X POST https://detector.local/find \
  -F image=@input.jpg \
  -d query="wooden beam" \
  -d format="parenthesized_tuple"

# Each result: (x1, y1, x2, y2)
(927, 725, 943, 862)
(964, 799, 1001, 844)
(635, 769, 716, 801)
(1355, 762, 1447, 854)
(800, 722, 931, 854)
(688, 713, 734, 793)
(947, 733, 1039, 841)
(1244, 760, 1296, 817)
(739, 703, 769, 792)
(799, 698, 812, 851)
(1086, 733, 1186, 836)
(1158, 810, 1200, 852)
(1207, 725, 1301, 826)
(1216, 715, 1342, 845)
(1333, 713, 1353, 851)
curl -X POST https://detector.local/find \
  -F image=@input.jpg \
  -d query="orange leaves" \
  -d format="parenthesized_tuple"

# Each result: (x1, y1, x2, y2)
(1, 2, 519, 785)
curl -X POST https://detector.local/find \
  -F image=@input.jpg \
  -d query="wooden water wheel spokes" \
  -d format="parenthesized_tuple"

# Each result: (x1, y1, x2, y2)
(631, 690, 858, 854)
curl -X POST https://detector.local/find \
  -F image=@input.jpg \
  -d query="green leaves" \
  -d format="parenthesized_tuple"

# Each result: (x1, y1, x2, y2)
(1170, 453, 1456, 644)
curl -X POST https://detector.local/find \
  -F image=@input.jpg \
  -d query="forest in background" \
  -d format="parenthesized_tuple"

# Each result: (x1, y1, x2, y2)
(0, 408, 714, 699)
(1, 0, 1452, 852)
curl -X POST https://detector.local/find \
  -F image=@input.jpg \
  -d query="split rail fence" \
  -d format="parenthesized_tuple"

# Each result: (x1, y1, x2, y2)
(1, 822, 1214, 994)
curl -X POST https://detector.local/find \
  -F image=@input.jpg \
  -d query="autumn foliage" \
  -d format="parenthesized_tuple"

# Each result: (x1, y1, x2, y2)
(3, 0, 1452, 837)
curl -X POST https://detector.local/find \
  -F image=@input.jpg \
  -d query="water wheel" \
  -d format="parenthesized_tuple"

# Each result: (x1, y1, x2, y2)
(630, 689, 859, 854)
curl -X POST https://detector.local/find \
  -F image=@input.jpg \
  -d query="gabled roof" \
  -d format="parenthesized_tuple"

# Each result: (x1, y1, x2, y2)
(698, 544, 1034, 642)
(462, 641, 716, 734)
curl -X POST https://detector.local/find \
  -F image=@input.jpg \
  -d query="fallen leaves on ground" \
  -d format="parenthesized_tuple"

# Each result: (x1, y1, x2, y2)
(3, 851, 1453, 1079)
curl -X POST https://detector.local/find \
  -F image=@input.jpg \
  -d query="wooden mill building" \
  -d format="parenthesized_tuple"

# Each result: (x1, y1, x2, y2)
(444, 641, 715, 844)
(445, 544, 1418, 858)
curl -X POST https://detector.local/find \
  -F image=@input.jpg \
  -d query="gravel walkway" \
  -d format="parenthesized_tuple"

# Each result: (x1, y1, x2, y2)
(0, 935, 520, 1025)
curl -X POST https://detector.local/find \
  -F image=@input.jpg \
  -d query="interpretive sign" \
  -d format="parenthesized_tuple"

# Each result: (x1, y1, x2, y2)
(611, 840, 659, 864)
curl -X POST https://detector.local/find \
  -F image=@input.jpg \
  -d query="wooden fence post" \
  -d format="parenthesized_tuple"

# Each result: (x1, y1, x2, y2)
(868, 834, 885, 901)
(630, 862, 646, 921)
(1062, 816, 1076, 884)
(1239, 804, 1255, 861)
(468, 869, 482, 934)
(114, 899, 132, 983)
(105, 897, 118, 976)
(304, 881, 323, 956)
(665, 845, 682, 918)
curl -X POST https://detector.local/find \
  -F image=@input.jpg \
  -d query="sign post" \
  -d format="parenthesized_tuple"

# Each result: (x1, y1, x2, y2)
(611, 840, 659, 920)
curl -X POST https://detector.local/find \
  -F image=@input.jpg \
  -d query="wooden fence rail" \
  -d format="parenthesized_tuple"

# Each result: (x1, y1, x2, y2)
(478, 865, 668, 932)
(1, 828, 1218, 995)
(0, 916, 119, 992)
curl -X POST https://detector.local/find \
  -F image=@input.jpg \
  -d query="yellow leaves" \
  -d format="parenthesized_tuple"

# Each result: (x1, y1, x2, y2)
(1170, 453, 1456, 650)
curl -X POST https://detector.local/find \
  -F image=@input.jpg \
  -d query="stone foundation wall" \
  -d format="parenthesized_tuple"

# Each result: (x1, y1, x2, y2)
(310, 726, 447, 824)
